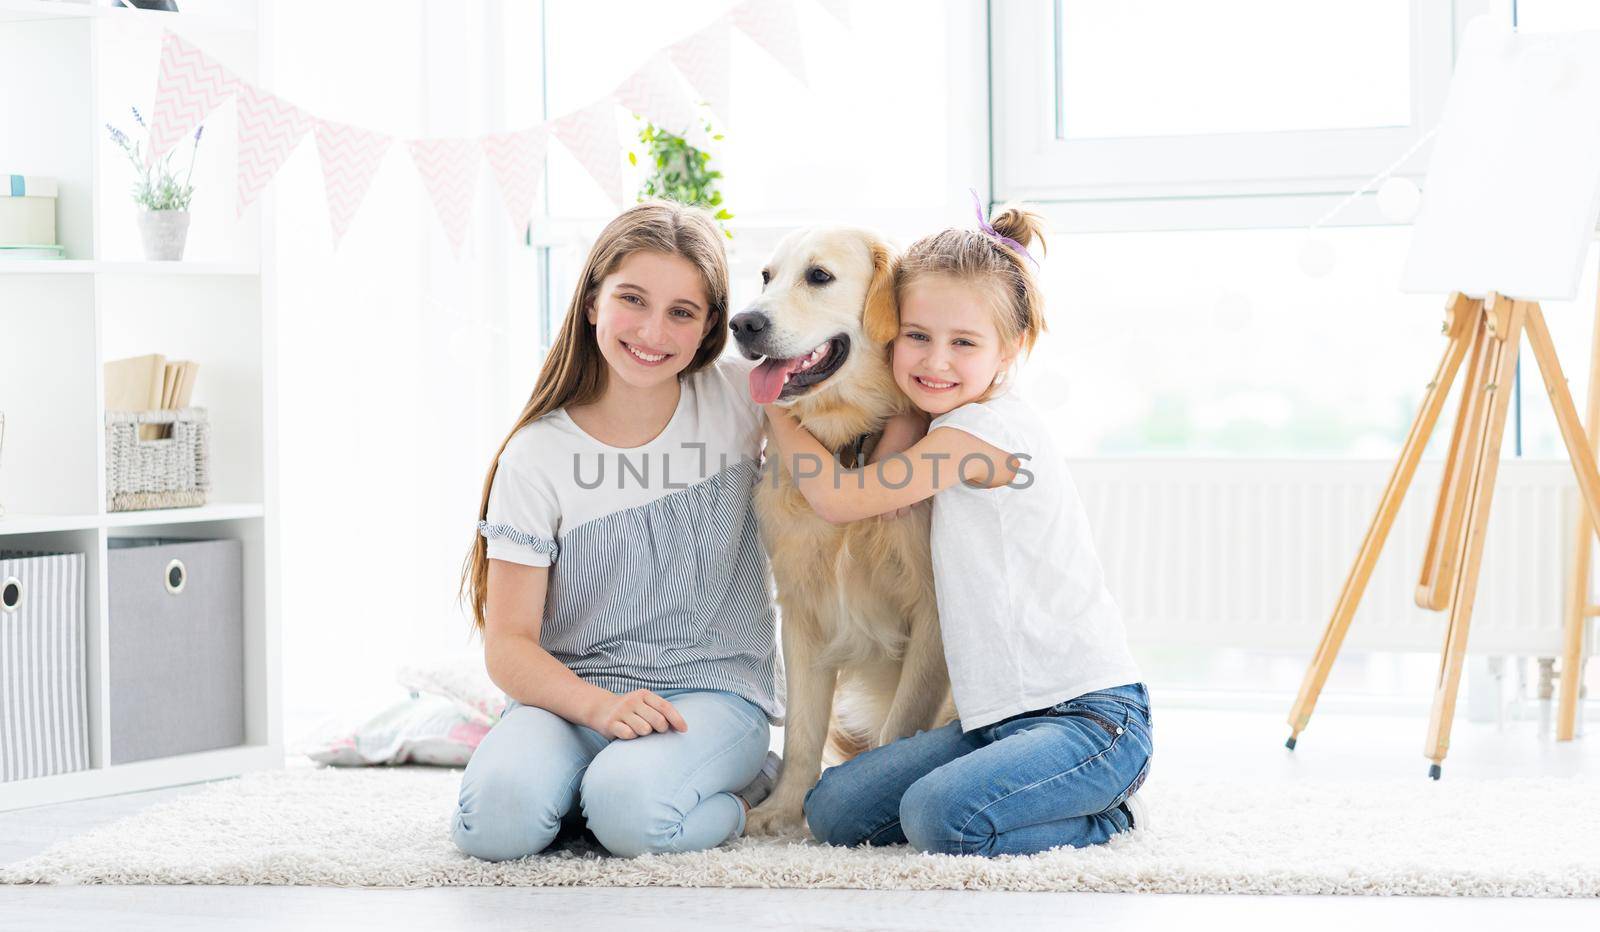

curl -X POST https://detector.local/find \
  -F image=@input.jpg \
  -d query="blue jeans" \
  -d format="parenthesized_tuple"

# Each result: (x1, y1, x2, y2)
(803, 682, 1153, 857)
(451, 688, 770, 860)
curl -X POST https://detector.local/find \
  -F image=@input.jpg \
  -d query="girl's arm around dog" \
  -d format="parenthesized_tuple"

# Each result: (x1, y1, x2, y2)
(761, 403, 1021, 524)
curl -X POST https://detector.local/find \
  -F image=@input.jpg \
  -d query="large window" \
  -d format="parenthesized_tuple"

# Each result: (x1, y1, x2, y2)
(492, 1, 1600, 712)
(992, 0, 1483, 230)
(524, 0, 989, 361)
(1018, 225, 1449, 459)
(1002, 0, 1597, 712)
(1017, 224, 1599, 461)
(1056, 1, 1411, 139)
(516, 0, 1599, 464)
(540, 0, 969, 225)
(994, 0, 1598, 463)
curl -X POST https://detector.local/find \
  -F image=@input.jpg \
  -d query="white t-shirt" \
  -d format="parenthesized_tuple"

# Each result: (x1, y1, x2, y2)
(484, 354, 765, 566)
(928, 385, 1142, 731)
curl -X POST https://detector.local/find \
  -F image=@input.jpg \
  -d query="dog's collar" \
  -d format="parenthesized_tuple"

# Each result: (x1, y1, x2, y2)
(837, 432, 871, 469)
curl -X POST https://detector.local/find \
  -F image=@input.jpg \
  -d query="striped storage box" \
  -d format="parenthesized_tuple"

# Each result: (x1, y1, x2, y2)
(0, 174, 59, 248)
(0, 550, 89, 783)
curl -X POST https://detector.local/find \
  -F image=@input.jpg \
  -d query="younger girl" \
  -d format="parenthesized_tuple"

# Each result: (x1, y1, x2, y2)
(453, 201, 782, 861)
(761, 203, 1152, 857)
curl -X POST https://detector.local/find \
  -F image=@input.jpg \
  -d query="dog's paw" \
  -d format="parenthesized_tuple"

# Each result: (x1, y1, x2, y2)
(744, 798, 807, 837)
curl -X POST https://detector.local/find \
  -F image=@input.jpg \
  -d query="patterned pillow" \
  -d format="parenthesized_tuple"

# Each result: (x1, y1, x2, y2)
(395, 653, 508, 725)
(301, 693, 490, 767)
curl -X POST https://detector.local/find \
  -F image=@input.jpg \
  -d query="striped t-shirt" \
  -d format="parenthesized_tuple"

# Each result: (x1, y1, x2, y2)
(478, 354, 784, 724)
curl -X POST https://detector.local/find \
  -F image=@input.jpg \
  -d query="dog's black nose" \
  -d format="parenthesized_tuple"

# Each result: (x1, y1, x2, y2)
(729, 311, 769, 338)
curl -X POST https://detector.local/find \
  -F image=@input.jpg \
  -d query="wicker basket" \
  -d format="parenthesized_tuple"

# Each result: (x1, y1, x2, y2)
(105, 407, 211, 512)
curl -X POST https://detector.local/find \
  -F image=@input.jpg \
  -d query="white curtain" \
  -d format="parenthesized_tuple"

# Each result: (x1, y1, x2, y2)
(268, 0, 523, 739)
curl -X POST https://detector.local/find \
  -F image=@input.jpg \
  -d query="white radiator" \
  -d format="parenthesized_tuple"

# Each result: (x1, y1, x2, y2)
(1069, 459, 1599, 656)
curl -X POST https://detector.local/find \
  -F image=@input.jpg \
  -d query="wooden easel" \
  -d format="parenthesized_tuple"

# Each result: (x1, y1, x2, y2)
(1557, 278, 1600, 742)
(1286, 291, 1600, 778)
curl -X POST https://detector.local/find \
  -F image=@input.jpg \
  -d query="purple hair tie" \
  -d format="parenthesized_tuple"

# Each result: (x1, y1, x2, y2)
(970, 188, 1039, 269)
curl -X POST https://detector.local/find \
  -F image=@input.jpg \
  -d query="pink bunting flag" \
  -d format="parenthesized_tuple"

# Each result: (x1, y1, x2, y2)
(668, 21, 733, 127)
(729, 0, 808, 85)
(406, 137, 482, 259)
(146, 30, 242, 168)
(312, 117, 394, 249)
(481, 125, 548, 237)
(550, 98, 626, 209)
(235, 83, 311, 218)
(615, 53, 701, 138)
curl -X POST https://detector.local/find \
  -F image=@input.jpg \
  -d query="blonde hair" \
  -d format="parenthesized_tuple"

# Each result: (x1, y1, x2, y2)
(893, 203, 1049, 401)
(458, 200, 730, 633)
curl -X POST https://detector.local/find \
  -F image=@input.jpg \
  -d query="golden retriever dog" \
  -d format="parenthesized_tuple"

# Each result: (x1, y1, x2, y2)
(729, 227, 955, 836)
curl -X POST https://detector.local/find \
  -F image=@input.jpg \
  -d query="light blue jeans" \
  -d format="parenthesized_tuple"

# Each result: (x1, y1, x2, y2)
(451, 687, 770, 860)
(803, 682, 1153, 857)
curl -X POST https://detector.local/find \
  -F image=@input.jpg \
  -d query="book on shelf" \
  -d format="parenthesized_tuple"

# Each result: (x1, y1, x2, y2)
(104, 354, 200, 440)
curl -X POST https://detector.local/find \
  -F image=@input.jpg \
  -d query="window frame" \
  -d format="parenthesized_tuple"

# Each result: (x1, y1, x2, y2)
(990, 0, 1493, 231)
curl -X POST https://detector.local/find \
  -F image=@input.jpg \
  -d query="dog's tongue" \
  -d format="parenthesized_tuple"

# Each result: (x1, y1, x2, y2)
(750, 357, 802, 405)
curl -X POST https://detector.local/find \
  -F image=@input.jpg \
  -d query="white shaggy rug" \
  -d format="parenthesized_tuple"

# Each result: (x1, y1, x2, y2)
(4, 766, 1600, 896)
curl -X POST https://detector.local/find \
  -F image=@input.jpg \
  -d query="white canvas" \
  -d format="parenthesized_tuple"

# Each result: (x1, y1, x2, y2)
(1402, 17, 1600, 301)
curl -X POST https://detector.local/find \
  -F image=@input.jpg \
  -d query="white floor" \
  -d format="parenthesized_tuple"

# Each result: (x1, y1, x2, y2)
(4, 703, 1600, 931)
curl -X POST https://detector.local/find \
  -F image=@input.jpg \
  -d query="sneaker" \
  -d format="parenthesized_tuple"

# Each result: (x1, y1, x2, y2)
(736, 750, 782, 810)
(1120, 790, 1151, 833)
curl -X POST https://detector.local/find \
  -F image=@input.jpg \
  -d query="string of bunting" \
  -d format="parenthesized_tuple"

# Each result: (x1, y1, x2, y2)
(144, 0, 847, 257)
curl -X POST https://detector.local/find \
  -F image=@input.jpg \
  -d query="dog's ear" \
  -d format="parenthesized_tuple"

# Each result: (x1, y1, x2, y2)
(862, 238, 899, 346)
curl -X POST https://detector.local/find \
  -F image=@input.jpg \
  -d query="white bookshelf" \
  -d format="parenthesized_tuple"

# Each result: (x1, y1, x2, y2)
(0, 259, 259, 275)
(0, 0, 280, 811)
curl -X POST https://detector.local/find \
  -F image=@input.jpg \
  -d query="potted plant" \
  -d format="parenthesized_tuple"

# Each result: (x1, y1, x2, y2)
(630, 114, 732, 237)
(105, 106, 204, 260)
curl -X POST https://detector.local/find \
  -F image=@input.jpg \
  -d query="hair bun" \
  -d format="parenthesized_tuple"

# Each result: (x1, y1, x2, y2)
(988, 204, 1047, 258)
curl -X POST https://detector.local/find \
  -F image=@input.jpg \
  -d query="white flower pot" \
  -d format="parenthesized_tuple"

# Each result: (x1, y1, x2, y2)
(137, 209, 190, 261)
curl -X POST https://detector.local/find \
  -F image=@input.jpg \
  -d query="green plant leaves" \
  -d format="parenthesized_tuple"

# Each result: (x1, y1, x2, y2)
(104, 117, 203, 211)
(634, 117, 733, 237)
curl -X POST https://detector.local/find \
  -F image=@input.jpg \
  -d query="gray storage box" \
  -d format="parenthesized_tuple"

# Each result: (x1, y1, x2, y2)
(108, 537, 243, 764)
(0, 550, 89, 783)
